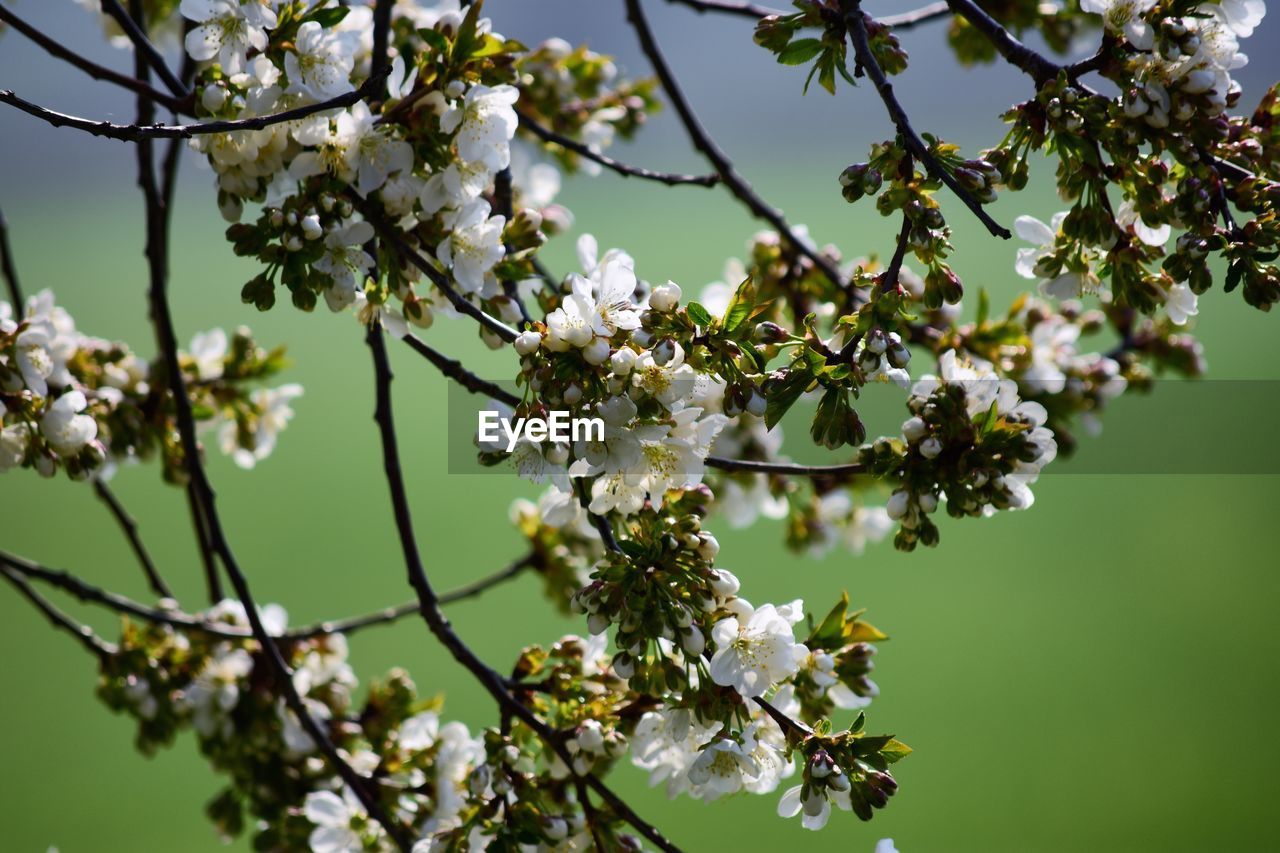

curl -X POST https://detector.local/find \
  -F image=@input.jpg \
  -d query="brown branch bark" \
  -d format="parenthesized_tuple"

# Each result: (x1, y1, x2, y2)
(517, 109, 720, 187)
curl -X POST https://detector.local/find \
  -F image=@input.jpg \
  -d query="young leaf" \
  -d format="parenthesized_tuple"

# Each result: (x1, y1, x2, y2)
(686, 301, 714, 327)
(777, 38, 825, 66)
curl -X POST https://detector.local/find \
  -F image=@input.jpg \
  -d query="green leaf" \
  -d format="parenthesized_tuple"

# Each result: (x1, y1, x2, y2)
(686, 301, 713, 327)
(777, 38, 825, 66)
(305, 6, 350, 27)
(452, 0, 485, 62)
(976, 287, 990, 326)
(879, 738, 913, 763)
(723, 277, 757, 332)
(764, 366, 812, 430)
(417, 27, 449, 54)
(817, 53, 837, 95)
(806, 592, 850, 646)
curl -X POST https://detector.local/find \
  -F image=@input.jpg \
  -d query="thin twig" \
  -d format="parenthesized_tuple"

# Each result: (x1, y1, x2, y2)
(371, 0, 394, 79)
(624, 0, 847, 287)
(402, 333, 521, 405)
(517, 109, 720, 187)
(664, 0, 783, 18)
(881, 1, 952, 30)
(844, 2, 1011, 239)
(0, 202, 23, 308)
(706, 456, 867, 476)
(99, 0, 188, 97)
(0, 549, 533, 642)
(0, 7, 185, 112)
(366, 325, 683, 853)
(186, 482, 222, 603)
(357, 198, 519, 341)
(1, 564, 115, 661)
(493, 167, 534, 325)
(944, 0, 1061, 84)
(93, 481, 174, 599)
(0, 72, 388, 142)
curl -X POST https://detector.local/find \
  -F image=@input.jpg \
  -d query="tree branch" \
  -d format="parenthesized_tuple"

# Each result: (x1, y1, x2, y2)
(0, 549, 533, 643)
(1, 563, 115, 661)
(882, 1, 953, 30)
(98, 0, 188, 98)
(356, 198, 519, 341)
(366, 325, 683, 852)
(944, 0, 1062, 84)
(0, 6, 185, 112)
(844, 2, 1011, 239)
(0, 72, 388, 142)
(706, 456, 867, 476)
(517, 109, 720, 187)
(624, 0, 847, 287)
(0, 201, 23, 312)
(664, 0, 783, 17)
(402, 333, 521, 406)
(93, 480, 174, 599)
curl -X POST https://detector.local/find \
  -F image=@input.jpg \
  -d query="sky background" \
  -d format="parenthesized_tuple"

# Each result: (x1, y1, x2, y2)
(3, 1, 1280, 851)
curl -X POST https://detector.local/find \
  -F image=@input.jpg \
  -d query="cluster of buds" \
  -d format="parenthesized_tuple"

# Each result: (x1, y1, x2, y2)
(571, 493, 724, 693)
(1, 292, 297, 482)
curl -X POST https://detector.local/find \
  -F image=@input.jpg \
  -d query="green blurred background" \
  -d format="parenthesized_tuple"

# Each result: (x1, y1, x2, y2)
(3, 2, 1280, 851)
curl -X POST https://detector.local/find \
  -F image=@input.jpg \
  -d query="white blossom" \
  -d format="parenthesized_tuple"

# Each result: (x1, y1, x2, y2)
(181, 0, 273, 74)
(709, 602, 808, 698)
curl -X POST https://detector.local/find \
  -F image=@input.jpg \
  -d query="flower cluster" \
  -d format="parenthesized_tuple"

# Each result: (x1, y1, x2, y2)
(98, 602, 485, 850)
(0, 291, 298, 482)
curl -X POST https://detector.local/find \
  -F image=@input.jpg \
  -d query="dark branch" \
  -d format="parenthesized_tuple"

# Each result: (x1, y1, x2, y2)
(493, 167, 534, 325)
(366, 325, 682, 853)
(845, 3, 1011, 239)
(186, 482, 222, 603)
(0, 7, 185, 112)
(881, 1, 953, 29)
(99, 0, 188, 97)
(0, 202, 23, 309)
(706, 456, 867, 476)
(944, 0, 1062, 84)
(0, 549, 533, 643)
(1, 563, 115, 661)
(624, 0, 848, 287)
(517, 109, 721, 187)
(0, 72, 388, 142)
(664, 0, 783, 18)
(372, 0, 395, 79)
(356, 198, 519, 341)
(402, 333, 521, 406)
(93, 481, 173, 599)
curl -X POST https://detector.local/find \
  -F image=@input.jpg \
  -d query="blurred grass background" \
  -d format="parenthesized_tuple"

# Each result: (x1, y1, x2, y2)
(4, 1, 1280, 851)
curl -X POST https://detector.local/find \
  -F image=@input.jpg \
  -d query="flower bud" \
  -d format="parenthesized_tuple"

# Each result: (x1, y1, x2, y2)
(652, 338, 677, 366)
(649, 282, 682, 312)
(709, 569, 739, 597)
(200, 84, 227, 112)
(611, 347, 637, 375)
(514, 330, 542, 355)
(583, 336, 611, 365)
(612, 652, 636, 679)
(680, 626, 705, 656)
(902, 416, 928, 442)
(886, 489, 911, 520)
(920, 437, 943, 459)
